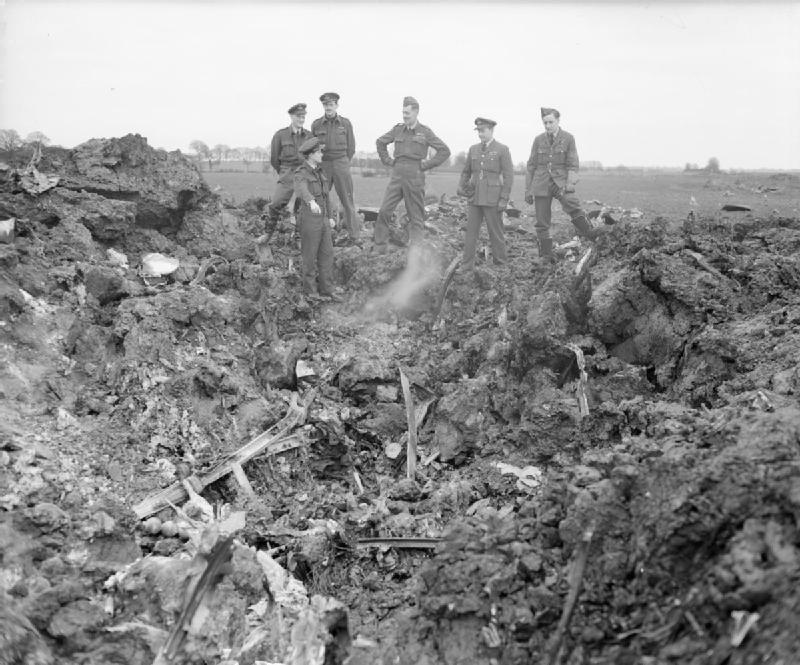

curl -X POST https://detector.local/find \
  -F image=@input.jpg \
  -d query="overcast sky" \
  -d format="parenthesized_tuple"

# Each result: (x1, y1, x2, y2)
(2, 1, 799, 169)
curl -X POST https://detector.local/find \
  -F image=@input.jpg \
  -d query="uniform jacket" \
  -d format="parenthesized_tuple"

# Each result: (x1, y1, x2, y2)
(525, 129, 580, 197)
(270, 126, 312, 174)
(311, 114, 355, 161)
(376, 122, 451, 171)
(458, 140, 514, 207)
(293, 162, 331, 218)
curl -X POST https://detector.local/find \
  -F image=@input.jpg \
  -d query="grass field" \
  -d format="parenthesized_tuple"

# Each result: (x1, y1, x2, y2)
(203, 168, 800, 221)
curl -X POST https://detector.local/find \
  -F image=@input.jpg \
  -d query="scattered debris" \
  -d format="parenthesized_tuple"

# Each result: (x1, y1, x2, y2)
(399, 367, 418, 479)
(355, 537, 441, 550)
(106, 248, 129, 268)
(730, 611, 760, 647)
(141, 252, 180, 277)
(493, 462, 544, 490)
(0, 217, 15, 243)
(17, 166, 60, 196)
(133, 391, 314, 519)
(566, 343, 590, 418)
(546, 522, 595, 665)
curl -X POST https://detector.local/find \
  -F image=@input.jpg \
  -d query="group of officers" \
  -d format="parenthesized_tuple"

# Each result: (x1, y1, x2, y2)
(267, 93, 598, 300)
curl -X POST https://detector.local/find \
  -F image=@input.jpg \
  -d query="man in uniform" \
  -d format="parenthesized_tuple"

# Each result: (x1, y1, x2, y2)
(292, 137, 341, 302)
(265, 103, 312, 235)
(457, 117, 514, 272)
(311, 92, 361, 244)
(524, 107, 596, 259)
(374, 96, 451, 253)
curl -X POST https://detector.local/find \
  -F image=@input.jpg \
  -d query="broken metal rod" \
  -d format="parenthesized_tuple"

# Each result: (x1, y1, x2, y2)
(156, 535, 235, 663)
(566, 344, 590, 419)
(399, 367, 417, 479)
(355, 537, 441, 550)
(133, 390, 315, 520)
(432, 255, 462, 326)
(546, 522, 595, 665)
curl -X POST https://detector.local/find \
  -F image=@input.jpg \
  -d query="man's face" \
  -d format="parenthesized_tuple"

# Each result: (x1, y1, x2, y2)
(308, 148, 323, 165)
(402, 105, 419, 126)
(542, 114, 559, 134)
(477, 127, 493, 143)
(323, 101, 338, 118)
(291, 113, 306, 129)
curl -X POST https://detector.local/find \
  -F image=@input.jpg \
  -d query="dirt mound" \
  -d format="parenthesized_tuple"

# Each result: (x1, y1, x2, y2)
(2, 137, 800, 664)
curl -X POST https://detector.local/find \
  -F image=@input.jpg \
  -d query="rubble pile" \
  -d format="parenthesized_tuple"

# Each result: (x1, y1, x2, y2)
(2, 136, 800, 664)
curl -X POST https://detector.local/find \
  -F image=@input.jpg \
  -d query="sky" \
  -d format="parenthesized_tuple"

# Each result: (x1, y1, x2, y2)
(1, 1, 799, 170)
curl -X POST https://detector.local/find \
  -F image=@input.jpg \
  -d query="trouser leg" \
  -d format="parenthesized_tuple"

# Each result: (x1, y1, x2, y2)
(534, 196, 554, 258)
(461, 204, 483, 271)
(317, 219, 335, 294)
(402, 168, 426, 244)
(375, 172, 404, 246)
(299, 213, 323, 294)
(326, 158, 360, 238)
(267, 172, 295, 223)
(557, 190, 595, 239)
(483, 206, 507, 264)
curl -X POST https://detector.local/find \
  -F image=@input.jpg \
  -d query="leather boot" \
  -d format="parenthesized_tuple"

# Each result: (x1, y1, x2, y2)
(537, 234, 553, 259)
(571, 214, 597, 240)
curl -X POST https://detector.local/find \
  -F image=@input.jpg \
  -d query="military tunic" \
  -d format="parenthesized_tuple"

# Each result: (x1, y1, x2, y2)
(293, 162, 335, 296)
(266, 125, 312, 225)
(374, 122, 451, 247)
(458, 139, 514, 269)
(311, 114, 361, 240)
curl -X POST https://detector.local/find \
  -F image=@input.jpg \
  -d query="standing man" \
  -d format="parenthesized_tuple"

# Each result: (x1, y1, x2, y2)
(457, 117, 514, 272)
(265, 103, 311, 236)
(374, 96, 451, 253)
(293, 137, 341, 301)
(524, 107, 596, 259)
(311, 92, 361, 244)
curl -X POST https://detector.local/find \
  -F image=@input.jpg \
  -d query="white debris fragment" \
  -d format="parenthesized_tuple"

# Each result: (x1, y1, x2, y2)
(296, 359, 316, 380)
(0, 217, 15, 243)
(141, 252, 180, 277)
(493, 462, 544, 490)
(730, 610, 759, 647)
(106, 248, 129, 268)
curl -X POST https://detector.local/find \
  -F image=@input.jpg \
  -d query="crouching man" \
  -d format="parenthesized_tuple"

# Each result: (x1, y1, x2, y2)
(293, 137, 341, 302)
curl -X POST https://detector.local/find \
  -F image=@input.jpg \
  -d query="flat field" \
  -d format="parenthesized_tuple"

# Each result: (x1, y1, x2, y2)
(203, 167, 800, 221)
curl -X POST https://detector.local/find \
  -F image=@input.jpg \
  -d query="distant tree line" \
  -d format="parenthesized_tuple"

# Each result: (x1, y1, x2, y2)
(685, 157, 720, 173)
(0, 129, 52, 162)
(188, 140, 271, 172)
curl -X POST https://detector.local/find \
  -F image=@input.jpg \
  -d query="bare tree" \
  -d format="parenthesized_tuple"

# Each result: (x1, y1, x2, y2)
(25, 131, 51, 148)
(0, 129, 23, 155)
(236, 147, 252, 172)
(212, 144, 230, 167)
(189, 139, 212, 169)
